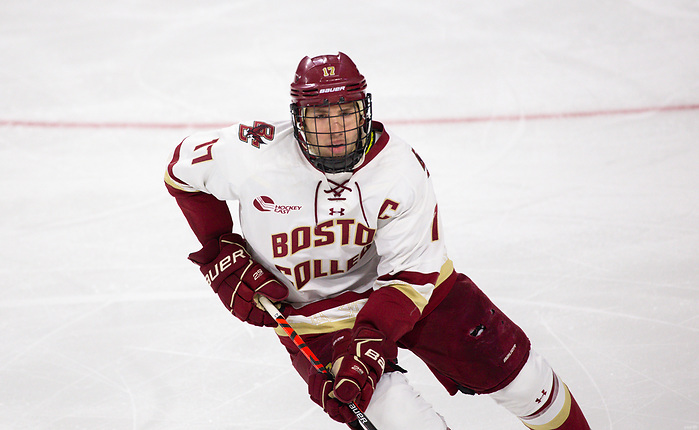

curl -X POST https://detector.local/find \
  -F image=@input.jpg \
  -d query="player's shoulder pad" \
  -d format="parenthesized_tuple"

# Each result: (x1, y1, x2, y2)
(371, 130, 431, 182)
(181, 120, 292, 150)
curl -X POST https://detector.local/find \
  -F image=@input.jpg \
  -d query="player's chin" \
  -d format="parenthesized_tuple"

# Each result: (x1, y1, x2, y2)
(321, 145, 355, 158)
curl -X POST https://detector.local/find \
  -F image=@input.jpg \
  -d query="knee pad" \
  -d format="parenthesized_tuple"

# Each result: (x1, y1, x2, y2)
(364, 372, 448, 430)
(489, 350, 573, 429)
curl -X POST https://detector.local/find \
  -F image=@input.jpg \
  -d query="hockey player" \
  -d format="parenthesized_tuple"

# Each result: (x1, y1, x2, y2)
(165, 52, 591, 429)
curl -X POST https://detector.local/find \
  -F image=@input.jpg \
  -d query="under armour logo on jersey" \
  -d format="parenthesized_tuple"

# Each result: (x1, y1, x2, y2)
(239, 121, 275, 148)
(329, 208, 345, 216)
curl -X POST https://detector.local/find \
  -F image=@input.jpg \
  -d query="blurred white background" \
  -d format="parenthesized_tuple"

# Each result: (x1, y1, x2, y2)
(1, 1, 697, 429)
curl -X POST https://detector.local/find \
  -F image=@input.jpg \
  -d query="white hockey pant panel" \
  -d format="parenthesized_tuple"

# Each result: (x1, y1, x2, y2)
(364, 372, 448, 430)
(489, 350, 573, 430)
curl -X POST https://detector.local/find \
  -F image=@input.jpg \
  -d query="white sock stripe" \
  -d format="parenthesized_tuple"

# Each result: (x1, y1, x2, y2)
(521, 382, 572, 430)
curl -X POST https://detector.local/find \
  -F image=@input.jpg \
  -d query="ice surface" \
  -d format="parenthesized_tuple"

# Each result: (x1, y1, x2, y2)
(1, 1, 697, 429)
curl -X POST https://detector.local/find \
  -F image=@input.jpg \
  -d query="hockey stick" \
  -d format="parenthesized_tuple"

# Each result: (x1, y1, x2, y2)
(258, 296, 378, 430)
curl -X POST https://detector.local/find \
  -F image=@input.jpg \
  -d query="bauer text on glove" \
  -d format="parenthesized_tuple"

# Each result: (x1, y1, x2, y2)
(331, 327, 397, 411)
(188, 233, 288, 326)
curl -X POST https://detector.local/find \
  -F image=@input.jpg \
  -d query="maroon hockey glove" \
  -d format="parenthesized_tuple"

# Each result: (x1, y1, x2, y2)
(333, 328, 396, 412)
(308, 371, 358, 423)
(188, 233, 288, 327)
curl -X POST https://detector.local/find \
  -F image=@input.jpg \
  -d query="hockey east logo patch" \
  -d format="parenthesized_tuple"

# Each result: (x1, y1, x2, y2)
(253, 196, 302, 214)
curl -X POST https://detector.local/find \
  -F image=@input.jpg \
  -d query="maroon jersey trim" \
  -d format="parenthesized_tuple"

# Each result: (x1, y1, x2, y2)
(353, 121, 389, 172)
(166, 140, 189, 187)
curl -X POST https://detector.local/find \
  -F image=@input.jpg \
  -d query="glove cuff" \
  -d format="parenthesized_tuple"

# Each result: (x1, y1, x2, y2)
(188, 233, 246, 266)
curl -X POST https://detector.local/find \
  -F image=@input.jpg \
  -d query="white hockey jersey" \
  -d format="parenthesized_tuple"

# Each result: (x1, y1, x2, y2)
(166, 120, 455, 337)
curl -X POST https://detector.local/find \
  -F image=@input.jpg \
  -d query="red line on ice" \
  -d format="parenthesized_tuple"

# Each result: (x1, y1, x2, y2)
(1, 104, 697, 129)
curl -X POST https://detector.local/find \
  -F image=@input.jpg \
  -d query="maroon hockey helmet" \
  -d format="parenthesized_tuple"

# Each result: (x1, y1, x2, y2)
(290, 52, 373, 173)
(290, 52, 368, 106)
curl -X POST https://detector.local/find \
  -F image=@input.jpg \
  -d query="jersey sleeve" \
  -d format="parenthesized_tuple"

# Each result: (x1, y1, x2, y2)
(355, 147, 454, 341)
(164, 130, 237, 245)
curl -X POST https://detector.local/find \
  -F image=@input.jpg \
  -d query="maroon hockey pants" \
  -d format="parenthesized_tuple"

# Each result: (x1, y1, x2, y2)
(397, 272, 531, 394)
(284, 273, 531, 395)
